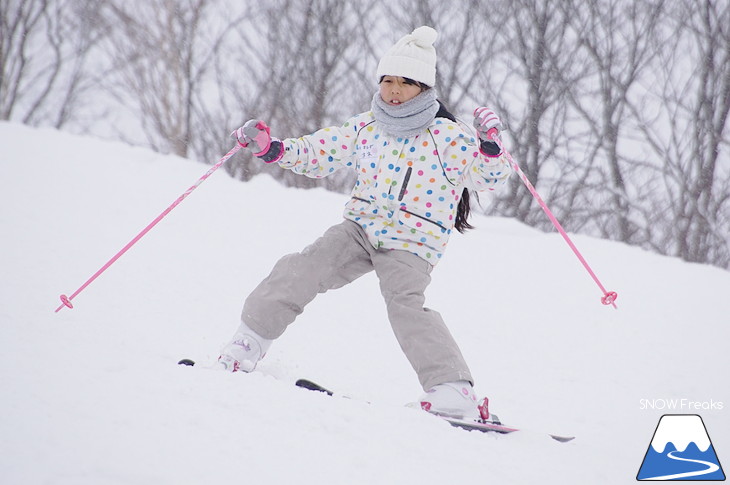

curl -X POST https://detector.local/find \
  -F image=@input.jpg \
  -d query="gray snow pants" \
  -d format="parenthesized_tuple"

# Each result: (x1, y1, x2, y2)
(241, 220, 473, 391)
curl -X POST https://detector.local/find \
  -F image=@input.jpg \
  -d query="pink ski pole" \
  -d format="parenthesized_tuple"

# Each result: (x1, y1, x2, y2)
(55, 144, 242, 313)
(488, 129, 618, 308)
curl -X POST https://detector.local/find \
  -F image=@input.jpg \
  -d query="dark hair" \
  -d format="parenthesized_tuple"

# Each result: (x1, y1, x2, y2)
(435, 101, 476, 234)
(378, 76, 432, 91)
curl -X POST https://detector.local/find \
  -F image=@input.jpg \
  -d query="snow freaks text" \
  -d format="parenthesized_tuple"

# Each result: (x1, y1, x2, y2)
(639, 399, 724, 411)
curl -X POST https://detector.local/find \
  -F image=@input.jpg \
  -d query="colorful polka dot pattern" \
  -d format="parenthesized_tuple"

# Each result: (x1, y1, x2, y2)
(279, 111, 511, 265)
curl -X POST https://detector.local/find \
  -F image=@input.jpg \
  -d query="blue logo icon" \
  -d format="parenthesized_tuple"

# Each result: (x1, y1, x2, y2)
(637, 414, 725, 481)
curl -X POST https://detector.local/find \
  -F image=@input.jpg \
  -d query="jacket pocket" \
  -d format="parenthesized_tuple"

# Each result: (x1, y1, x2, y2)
(398, 207, 448, 234)
(345, 196, 374, 219)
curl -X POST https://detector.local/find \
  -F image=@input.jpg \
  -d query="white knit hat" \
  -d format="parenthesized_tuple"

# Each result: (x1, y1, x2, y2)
(376, 26, 438, 87)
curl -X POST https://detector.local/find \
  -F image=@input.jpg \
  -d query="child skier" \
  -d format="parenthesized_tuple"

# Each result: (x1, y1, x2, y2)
(219, 26, 511, 420)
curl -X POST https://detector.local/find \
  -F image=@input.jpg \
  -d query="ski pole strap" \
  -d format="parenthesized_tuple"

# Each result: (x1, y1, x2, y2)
(489, 132, 618, 308)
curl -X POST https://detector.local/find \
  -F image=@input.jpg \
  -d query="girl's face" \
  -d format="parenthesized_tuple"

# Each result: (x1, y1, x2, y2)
(379, 76, 423, 106)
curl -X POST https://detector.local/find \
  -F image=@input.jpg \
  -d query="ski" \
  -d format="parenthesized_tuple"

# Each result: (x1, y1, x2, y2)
(295, 378, 334, 395)
(178, 361, 335, 396)
(441, 416, 575, 442)
(294, 378, 575, 443)
(180, 363, 575, 442)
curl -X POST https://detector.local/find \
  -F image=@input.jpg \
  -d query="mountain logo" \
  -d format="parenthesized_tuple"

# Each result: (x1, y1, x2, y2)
(637, 414, 725, 481)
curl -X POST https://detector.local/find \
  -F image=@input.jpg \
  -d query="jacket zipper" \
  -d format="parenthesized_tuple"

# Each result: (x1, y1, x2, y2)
(397, 166, 413, 201)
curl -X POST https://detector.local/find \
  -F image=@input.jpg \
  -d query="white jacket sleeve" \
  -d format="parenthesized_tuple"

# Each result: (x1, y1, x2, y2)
(461, 147, 512, 192)
(429, 121, 512, 192)
(276, 112, 370, 179)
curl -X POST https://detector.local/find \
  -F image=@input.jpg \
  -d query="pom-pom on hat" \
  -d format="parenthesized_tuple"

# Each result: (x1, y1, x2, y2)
(376, 26, 438, 87)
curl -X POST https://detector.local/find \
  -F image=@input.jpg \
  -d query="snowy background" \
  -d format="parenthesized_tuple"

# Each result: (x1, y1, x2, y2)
(1, 121, 728, 484)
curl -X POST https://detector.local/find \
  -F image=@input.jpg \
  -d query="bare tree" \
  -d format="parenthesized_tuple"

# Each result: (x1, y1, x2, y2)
(557, 0, 666, 244)
(0, 0, 102, 127)
(633, 0, 730, 267)
(100, 0, 237, 157)
(4, 0, 727, 269)
(466, 1, 580, 226)
(220, 0, 378, 191)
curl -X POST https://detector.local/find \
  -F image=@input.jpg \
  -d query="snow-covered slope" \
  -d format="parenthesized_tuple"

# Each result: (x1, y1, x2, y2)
(1, 122, 728, 484)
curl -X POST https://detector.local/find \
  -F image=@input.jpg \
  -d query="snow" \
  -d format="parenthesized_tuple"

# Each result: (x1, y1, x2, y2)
(1, 121, 728, 484)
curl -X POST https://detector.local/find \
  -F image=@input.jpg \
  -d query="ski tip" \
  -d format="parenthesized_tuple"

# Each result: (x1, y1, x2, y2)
(295, 379, 334, 396)
(177, 358, 196, 366)
(550, 434, 575, 443)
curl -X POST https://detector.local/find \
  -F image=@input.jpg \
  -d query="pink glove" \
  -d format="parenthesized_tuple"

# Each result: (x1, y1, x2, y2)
(231, 120, 284, 163)
(232, 120, 273, 156)
(473, 107, 502, 141)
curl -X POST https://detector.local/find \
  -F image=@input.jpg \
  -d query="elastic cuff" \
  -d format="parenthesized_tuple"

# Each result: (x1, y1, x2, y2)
(479, 139, 501, 157)
(259, 139, 284, 163)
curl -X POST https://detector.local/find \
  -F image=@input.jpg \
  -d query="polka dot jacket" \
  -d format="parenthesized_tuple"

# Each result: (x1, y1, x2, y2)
(277, 110, 512, 265)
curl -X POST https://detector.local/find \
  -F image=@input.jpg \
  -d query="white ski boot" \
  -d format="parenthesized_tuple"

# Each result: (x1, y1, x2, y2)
(419, 380, 481, 420)
(217, 322, 272, 372)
